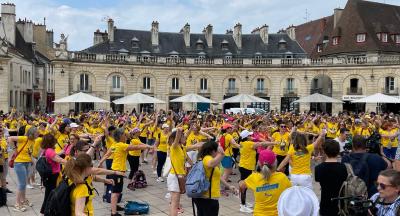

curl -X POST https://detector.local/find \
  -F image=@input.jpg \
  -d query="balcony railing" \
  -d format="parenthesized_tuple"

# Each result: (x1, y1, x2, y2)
(73, 53, 96, 62)
(137, 56, 158, 64)
(105, 54, 128, 63)
(284, 88, 297, 96)
(310, 88, 323, 94)
(141, 87, 154, 94)
(226, 88, 239, 95)
(252, 58, 272, 65)
(110, 86, 124, 93)
(347, 87, 363, 95)
(77, 84, 92, 93)
(281, 58, 303, 65)
(254, 88, 268, 95)
(194, 58, 214, 65)
(382, 87, 399, 95)
(169, 87, 182, 94)
(223, 58, 243, 65)
(198, 88, 211, 95)
(166, 57, 186, 65)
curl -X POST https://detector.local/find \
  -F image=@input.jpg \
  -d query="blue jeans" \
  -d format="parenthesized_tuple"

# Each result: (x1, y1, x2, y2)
(14, 162, 30, 190)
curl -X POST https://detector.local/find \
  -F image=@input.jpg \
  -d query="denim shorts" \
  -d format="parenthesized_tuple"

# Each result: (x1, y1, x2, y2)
(14, 162, 30, 190)
(221, 156, 234, 169)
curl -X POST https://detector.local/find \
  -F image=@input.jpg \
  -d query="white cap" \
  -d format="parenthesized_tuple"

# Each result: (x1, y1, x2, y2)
(239, 130, 253, 139)
(70, 123, 79, 128)
(278, 186, 319, 216)
(162, 123, 169, 129)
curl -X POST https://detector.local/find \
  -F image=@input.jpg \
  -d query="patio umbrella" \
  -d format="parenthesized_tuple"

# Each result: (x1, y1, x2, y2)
(113, 93, 165, 104)
(292, 93, 343, 104)
(351, 93, 400, 103)
(170, 93, 216, 103)
(53, 92, 109, 103)
(221, 94, 270, 103)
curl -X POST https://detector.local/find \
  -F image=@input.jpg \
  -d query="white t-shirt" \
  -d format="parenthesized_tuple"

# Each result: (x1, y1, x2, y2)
(334, 137, 349, 152)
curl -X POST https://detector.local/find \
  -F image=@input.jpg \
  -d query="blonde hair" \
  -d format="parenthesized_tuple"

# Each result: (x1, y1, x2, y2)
(260, 160, 277, 180)
(64, 153, 92, 184)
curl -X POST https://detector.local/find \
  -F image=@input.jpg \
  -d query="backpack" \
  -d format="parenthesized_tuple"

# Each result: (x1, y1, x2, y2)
(44, 177, 93, 216)
(124, 201, 150, 215)
(127, 170, 147, 190)
(185, 161, 214, 198)
(338, 163, 368, 216)
(36, 150, 53, 178)
(219, 135, 226, 151)
(346, 154, 370, 186)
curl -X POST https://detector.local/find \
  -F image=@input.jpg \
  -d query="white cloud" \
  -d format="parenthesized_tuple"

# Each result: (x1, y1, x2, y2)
(4, 0, 398, 50)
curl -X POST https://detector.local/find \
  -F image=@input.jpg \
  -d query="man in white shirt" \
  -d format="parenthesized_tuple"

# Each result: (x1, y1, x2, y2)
(334, 128, 350, 154)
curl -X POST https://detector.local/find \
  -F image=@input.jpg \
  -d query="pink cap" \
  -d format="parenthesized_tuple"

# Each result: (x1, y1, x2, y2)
(258, 149, 276, 166)
(222, 123, 233, 130)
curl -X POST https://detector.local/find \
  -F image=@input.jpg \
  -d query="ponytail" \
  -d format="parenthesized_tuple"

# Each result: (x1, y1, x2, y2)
(259, 160, 277, 181)
(64, 153, 92, 184)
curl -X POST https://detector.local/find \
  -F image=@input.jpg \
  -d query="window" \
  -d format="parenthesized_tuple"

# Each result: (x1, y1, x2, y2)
(9, 63, 12, 82)
(112, 75, 121, 89)
(80, 73, 89, 91)
(9, 91, 12, 107)
(356, 33, 366, 43)
(172, 77, 179, 90)
(256, 78, 264, 90)
(200, 78, 208, 90)
(19, 66, 22, 84)
(382, 33, 388, 42)
(396, 35, 400, 44)
(313, 78, 319, 89)
(385, 77, 395, 91)
(317, 44, 322, 53)
(332, 37, 340, 45)
(350, 78, 358, 88)
(143, 77, 151, 89)
(287, 78, 294, 90)
(228, 78, 236, 90)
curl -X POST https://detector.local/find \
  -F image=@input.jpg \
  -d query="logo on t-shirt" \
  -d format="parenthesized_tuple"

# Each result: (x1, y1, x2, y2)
(256, 183, 279, 192)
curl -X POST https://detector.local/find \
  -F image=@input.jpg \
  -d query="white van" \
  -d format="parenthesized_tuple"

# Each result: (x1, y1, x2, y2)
(226, 108, 266, 115)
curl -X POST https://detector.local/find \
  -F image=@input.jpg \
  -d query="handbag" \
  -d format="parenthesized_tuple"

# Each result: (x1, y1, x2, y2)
(162, 155, 171, 178)
(9, 140, 29, 168)
(36, 149, 53, 177)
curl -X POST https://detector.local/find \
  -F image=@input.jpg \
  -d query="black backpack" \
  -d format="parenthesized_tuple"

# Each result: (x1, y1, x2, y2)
(44, 177, 93, 216)
(347, 154, 370, 186)
(36, 151, 53, 178)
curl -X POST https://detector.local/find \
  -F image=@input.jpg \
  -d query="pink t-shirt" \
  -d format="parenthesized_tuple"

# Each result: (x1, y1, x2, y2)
(44, 148, 61, 174)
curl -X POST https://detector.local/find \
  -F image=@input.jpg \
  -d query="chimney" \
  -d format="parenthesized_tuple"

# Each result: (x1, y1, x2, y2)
(151, 21, 159, 47)
(46, 29, 54, 48)
(204, 24, 213, 48)
(182, 23, 190, 47)
(259, 25, 269, 44)
(233, 23, 242, 49)
(334, 8, 343, 29)
(17, 20, 34, 43)
(107, 18, 114, 42)
(1, 3, 16, 46)
(93, 29, 107, 46)
(286, 25, 296, 40)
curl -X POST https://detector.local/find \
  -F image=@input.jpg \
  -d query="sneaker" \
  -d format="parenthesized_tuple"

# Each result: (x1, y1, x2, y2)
(34, 182, 42, 186)
(240, 204, 253, 213)
(165, 192, 171, 199)
(116, 205, 124, 211)
(5, 188, 13, 193)
(246, 203, 254, 208)
(13, 205, 27, 212)
(22, 200, 33, 207)
(26, 184, 34, 189)
(152, 170, 157, 175)
(142, 160, 148, 164)
(156, 177, 164, 182)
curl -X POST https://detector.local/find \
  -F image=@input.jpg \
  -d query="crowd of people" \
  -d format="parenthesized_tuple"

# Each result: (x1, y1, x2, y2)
(0, 108, 399, 216)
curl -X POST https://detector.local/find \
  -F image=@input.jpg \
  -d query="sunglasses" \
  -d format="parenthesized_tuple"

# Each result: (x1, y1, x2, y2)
(376, 182, 394, 190)
(280, 125, 286, 128)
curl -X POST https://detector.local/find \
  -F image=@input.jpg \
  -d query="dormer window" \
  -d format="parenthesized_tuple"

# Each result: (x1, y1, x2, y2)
(225, 52, 232, 59)
(131, 37, 139, 48)
(356, 33, 366, 43)
(278, 39, 287, 50)
(332, 36, 340, 45)
(221, 40, 229, 50)
(396, 34, 400, 44)
(196, 39, 204, 50)
(377, 33, 388, 42)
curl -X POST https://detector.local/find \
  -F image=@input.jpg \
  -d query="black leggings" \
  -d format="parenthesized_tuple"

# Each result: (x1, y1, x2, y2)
(193, 198, 219, 216)
(127, 155, 140, 179)
(276, 155, 289, 176)
(156, 151, 167, 178)
(239, 167, 253, 205)
(40, 173, 59, 213)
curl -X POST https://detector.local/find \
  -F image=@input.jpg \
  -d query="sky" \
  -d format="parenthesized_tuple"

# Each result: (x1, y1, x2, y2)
(4, 0, 399, 51)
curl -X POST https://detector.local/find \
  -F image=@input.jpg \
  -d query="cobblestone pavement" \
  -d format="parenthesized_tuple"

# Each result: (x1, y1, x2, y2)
(0, 156, 321, 216)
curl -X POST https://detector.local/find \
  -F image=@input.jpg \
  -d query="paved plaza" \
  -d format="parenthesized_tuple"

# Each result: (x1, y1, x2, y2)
(0, 156, 321, 216)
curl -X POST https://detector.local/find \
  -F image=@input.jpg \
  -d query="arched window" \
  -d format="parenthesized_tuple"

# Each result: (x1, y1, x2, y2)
(200, 78, 208, 90)
(385, 76, 395, 91)
(79, 73, 89, 91)
(256, 78, 265, 90)
(143, 76, 151, 89)
(172, 77, 179, 90)
(228, 78, 236, 90)
(112, 75, 121, 89)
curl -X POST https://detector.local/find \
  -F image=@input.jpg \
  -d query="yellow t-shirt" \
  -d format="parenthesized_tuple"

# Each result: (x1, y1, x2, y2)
(287, 144, 315, 175)
(15, 136, 34, 163)
(202, 155, 221, 198)
(327, 122, 338, 138)
(0, 138, 8, 159)
(139, 123, 148, 138)
(128, 138, 142, 156)
(169, 145, 186, 175)
(245, 172, 292, 216)
(70, 178, 95, 216)
(157, 132, 168, 153)
(32, 137, 42, 158)
(271, 132, 290, 156)
(55, 132, 69, 154)
(111, 142, 129, 171)
(147, 126, 155, 139)
(354, 127, 371, 138)
(186, 132, 205, 147)
(239, 141, 257, 171)
(105, 136, 116, 160)
(223, 133, 234, 156)
(380, 128, 398, 148)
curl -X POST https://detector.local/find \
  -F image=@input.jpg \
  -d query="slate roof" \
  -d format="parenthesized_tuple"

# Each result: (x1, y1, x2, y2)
(81, 28, 306, 58)
(295, 0, 400, 57)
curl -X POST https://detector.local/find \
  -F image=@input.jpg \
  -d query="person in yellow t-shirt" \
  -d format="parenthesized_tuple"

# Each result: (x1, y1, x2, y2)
(240, 149, 292, 216)
(127, 128, 151, 180)
(270, 123, 290, 175)
(379, 122, 399, 160)
(64, 153, 94, 216)
(353, 121, 371, 138)
(192, 141, 238, 216)
(277, 128, 326, 189)
(8, 126, 39, 212)
(0, 126, 11, 193)
(53, 123, 71, 155)
(155, 123, 170, 181)
(220, 124, 240, 184)
(238, 130, 276, 213)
